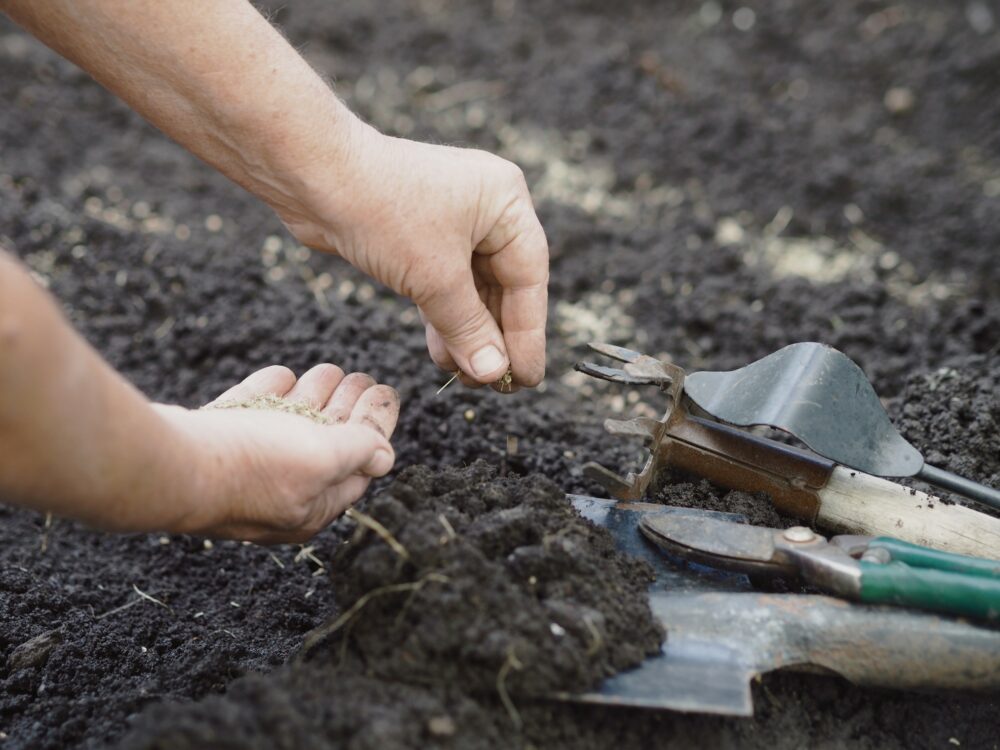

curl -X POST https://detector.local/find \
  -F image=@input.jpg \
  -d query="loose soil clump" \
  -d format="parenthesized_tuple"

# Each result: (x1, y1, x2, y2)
(117, 463, 663, 749)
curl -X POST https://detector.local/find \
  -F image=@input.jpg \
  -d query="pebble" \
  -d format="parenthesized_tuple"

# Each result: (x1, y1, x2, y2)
(7, 630, 62, 671)
(427, 716, 456, 737)
(884, 87, 915, 115)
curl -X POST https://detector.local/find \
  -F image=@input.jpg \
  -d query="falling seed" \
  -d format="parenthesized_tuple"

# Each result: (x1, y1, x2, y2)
(205, 214, 223, 232)
(506, 435, 519, 456)
(463, 409, 476, 422)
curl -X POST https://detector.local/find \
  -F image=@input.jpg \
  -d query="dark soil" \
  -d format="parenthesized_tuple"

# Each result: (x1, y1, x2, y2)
(1, 0, 999, 748)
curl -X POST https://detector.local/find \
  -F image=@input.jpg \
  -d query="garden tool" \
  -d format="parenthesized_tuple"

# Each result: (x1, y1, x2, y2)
(561, 496, 1000, 716)
(639, 512, 1000, 620)
(575, 342, 1000, 558)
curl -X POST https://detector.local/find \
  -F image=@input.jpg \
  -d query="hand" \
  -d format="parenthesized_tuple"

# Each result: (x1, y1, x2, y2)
(279, 127, 549, 391)
(154, 364, 400, 544)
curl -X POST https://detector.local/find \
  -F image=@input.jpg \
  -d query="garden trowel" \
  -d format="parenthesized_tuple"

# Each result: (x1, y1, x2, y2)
(562, 495, 1000, 716)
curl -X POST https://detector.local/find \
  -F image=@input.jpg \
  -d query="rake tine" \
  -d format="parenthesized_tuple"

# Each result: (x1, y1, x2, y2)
(586, 342, 646, 363)
(574, 362, 664, 386)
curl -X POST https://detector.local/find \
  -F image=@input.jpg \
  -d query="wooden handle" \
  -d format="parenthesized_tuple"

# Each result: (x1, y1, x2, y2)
(817, 466, 1000, 559)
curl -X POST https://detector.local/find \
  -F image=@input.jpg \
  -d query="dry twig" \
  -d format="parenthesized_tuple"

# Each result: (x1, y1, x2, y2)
(496, 647, 525, 730)
(297, 572, 449, 660)
(345, 508, 410, 561)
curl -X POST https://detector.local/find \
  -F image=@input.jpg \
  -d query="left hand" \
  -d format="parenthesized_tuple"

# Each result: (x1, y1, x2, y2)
(153, 363, 400, 543)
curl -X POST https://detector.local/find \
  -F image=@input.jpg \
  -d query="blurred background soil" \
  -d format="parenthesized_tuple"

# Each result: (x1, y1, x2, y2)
(0, 1, 998, 747)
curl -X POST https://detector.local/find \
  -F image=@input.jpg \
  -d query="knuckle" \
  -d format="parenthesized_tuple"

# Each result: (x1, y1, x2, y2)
(442, 303, 495, 343)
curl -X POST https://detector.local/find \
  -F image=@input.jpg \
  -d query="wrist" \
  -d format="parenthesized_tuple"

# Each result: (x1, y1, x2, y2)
(267, 113, 384, 256)
(145, 405, 230, 536)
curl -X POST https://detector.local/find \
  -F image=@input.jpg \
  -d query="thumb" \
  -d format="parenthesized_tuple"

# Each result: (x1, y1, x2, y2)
(418, 272, 509, 383)
(323, 424, 396, 479)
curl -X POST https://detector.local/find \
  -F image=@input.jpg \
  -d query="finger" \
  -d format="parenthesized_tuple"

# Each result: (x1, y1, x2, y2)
(207, 365, 296, 406)
(348, 384, 400, 441)
(422, 317, 458, 372)
(475, 201, 549, 387)
(322, 372, 376, 423)
(322, 423, 395, 480)
(285, 363, 345, 409)
(417, 267, 509, 384)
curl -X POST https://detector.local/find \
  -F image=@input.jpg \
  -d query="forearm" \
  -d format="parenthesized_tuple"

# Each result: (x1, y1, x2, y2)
(0, 253, 200, 531)
(1, 0, 362, 226)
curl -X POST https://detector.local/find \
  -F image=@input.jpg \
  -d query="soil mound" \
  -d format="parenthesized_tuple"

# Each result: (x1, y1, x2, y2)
(117, 463, 663, 749)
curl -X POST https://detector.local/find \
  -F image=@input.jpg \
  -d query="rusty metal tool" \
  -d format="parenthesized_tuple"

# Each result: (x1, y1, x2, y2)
(575, 342, 1000, 558)
(560, 496, 1000, 716)
(640, 512, 1000, 620)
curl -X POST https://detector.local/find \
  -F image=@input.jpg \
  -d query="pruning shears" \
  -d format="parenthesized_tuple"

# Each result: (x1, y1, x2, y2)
(639, 512, 1000, 621)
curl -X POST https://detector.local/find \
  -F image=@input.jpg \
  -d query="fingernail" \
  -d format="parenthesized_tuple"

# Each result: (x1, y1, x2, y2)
(366, 448, 394, 477)
(470, 345, 505, 378)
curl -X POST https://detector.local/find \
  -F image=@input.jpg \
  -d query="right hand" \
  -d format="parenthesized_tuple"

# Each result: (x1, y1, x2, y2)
(276, 125, 549, 391)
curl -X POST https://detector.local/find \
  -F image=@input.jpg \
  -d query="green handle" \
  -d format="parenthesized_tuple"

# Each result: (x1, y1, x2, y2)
(868, 537, 1000, 579)
(859, 561, 1000, 621)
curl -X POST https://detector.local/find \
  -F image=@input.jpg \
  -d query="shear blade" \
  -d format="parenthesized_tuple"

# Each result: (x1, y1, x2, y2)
(640, 515, 786, 576)
(586, 342, 645, 363)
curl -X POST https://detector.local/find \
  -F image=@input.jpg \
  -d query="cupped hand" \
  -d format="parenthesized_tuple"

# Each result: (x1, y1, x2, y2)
(279, 127, 549, 391)
(154, 364, 400, 544)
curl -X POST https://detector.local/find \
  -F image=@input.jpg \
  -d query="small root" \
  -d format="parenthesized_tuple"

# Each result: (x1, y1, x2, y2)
(297, 572, 449, 661)
(496, 647, 524, 730)
(583, 614, 604, 657)
(95, 597, 142, 620)
(437, 513, 457, 542)
(294, 544, 326, 570)
(132, 584, 172, 612)
(345, 508, 410, 562)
